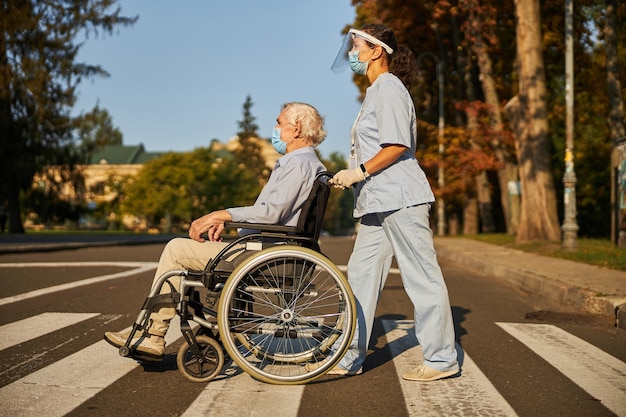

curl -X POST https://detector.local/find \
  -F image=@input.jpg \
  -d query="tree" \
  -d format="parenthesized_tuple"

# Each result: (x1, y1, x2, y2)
(459, 0, 520, 234)
(122, 147, 260, 232)
(604, 1, 625, 147)
(348, 0, 621, 240)
(237, 95, 259, 141)
(605, 0, 626, 245)
(352, 0, 517, 234)
(74, 104, 123, 163)
(506, 0, 561, 242)
(233, 95, 271, 185)
(0, 0, 137, 233)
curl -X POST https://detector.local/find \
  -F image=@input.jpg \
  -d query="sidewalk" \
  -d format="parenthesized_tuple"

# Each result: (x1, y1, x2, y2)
(434, 237, 626, 329)
(1, 234, 624, 329)
(0, 233, 179, 254)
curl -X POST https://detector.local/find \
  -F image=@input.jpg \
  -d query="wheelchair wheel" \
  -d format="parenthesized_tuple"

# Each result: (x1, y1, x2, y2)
(176, 335, 225, 383)
(217, 245, 356, 385)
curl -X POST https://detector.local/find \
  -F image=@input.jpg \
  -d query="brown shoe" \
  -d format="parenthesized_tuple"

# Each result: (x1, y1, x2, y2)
(402, 364, 458, 381)
(104, 330, 165, 361)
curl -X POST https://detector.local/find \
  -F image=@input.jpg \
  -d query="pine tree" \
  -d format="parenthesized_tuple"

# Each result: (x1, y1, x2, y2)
(233, 95, 270, 185)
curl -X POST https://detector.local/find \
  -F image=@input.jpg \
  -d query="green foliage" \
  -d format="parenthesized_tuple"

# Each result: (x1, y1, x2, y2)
(73, 104, 123, 163)
(0, 0, 137, 233)
(20, 187, 83, 227)
(122, 147, 260, 230)
(350, 0, 626, 239)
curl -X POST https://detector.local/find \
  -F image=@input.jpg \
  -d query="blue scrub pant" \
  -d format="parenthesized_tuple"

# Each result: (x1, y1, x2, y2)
(338, 204, 459, 373)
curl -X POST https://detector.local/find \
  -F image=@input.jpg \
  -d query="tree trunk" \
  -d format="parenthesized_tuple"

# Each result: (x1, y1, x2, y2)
(463, 197, 479, 235)
(472, 32, 520, 234)
(461, 27, 494, 234)
(605, 0, 626, 246)
(605, 0, 625, 142)
(7, 185, 24, 234)
(507, 0, 561, 243)
(508, 0, 561, 243)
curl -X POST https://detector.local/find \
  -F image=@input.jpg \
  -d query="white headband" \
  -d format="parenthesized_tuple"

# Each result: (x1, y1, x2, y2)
(349, 29, 394, 55)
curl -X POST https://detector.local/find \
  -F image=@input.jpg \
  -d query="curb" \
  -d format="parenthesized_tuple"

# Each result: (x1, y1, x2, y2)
(0, 236, 176, 255)
(436, 246, 626, 330)
(618, 303, 626, 330)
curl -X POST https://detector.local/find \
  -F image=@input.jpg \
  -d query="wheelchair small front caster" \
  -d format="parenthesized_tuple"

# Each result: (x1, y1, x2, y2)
(119, 346, 130, 357)
(177, 335, 225, 383)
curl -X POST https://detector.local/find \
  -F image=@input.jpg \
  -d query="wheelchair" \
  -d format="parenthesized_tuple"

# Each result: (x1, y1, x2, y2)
(116, 171, 357, 385)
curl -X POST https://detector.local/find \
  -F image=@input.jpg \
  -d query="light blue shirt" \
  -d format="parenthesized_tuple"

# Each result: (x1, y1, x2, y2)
(227, 146, 325, 226)
(352, 72, 435, 218)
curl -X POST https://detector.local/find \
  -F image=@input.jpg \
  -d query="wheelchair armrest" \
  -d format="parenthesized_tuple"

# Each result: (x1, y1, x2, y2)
(225, 221, 301, 235)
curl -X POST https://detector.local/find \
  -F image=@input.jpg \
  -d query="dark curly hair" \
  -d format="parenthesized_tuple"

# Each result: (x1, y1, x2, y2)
(360, 24, 417, 90)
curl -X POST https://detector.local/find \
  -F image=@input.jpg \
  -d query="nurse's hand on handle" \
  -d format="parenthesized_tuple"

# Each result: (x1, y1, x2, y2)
(329, 168, 366, 190)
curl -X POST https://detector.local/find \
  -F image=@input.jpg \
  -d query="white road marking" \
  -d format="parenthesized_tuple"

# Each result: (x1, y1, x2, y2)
(384, 320, 518, 417)
(0, 312, 100, 351)
(0, 262, 157, 306)
(497, 322, 626, 417)
(0, 319, 182, 417)
(181, 368, 304, 417)
(4, 307, 624, 417)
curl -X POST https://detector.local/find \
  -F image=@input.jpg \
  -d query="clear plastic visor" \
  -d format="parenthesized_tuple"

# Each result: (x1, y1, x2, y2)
(331, 29, 394, 73)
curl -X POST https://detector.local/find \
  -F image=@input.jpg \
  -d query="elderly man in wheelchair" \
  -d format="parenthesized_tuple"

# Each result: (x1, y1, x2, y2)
(104, 102, 356, 384)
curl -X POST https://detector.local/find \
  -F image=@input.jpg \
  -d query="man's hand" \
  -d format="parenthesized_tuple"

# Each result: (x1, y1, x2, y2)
(188, 210, 231, 242)
(329, 168, 365, 189)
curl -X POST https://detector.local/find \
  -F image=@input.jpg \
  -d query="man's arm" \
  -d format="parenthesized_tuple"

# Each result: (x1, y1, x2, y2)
(228, 161, 308, 225)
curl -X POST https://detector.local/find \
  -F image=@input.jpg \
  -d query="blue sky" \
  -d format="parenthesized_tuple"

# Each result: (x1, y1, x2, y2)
(73, 0, 361, 158)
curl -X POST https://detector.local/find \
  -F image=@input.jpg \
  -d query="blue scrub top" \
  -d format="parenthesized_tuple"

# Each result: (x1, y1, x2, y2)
(352, 72, 435, 218)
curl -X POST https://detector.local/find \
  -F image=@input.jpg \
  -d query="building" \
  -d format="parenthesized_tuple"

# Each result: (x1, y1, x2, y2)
(28, 138, 278, 231)
(85, 138, 277, 207)
(85, 143, 164, 207)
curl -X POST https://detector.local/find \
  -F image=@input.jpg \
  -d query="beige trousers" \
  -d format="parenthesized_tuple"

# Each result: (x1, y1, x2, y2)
(147, 237, 239, 336)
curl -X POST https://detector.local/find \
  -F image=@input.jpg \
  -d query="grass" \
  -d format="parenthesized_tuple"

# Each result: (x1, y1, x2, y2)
(464, 234, 626, 272)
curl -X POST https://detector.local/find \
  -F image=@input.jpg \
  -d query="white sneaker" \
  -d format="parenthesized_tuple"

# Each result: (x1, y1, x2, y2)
(304, 358, 362, 376)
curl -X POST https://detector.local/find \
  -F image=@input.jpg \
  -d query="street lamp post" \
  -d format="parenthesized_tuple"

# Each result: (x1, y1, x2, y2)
(562, 0, 579, 250)
(417, 52, 446, 236)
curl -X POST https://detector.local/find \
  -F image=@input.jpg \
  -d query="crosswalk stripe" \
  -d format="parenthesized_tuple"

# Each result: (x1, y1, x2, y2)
(0, 312, 99, 351)
(4, 313, 623, 417)
(384, 320, 518, 417)
(0, 319, 182, 417)
(0, 262, 158, 306)
(181, 367, 303, 417)
(186, 319, 522, 417)
(496, 322, 626, 417)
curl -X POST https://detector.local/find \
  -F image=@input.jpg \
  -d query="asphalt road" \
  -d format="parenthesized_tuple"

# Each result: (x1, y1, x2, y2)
(1, 238, 625, 417)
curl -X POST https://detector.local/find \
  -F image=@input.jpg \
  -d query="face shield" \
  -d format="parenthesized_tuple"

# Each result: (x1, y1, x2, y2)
(331, 28, 394, 73)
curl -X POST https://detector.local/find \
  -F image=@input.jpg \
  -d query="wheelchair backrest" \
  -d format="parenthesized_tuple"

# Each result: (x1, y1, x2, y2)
(202, 171, 334, 289)
(295, 171, 333, 240)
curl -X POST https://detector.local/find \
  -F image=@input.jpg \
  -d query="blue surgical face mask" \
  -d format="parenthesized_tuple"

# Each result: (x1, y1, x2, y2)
(271, 127, 287, 154)
(348, 50, 368, 75)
